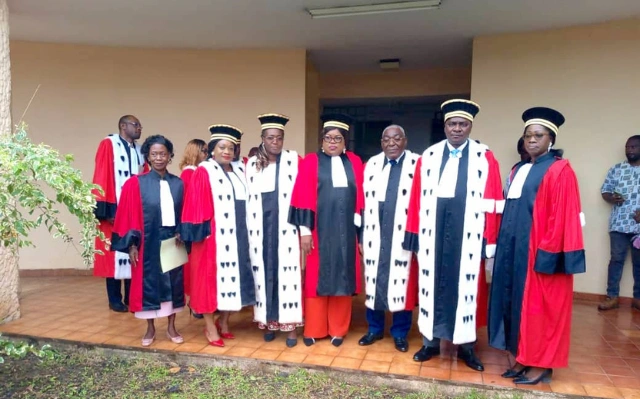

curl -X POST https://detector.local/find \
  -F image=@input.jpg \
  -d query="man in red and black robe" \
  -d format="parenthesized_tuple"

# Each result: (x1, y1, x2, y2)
(92, 115, 145, 312)
(403, 100, 503, 372)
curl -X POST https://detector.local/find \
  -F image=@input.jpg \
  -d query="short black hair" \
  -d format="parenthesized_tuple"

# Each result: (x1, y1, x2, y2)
(141, 135, 174, 162)
(627, 135, 640, 143)
(118, 115, 136, 130)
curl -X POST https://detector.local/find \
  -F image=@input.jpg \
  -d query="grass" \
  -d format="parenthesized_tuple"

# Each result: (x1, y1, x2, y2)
(0, 345, 527, 399)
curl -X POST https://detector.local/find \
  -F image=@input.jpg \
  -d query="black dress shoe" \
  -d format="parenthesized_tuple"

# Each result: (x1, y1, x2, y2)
(514, 368, 553, 385)
(502, 366, 531, 379)
(189, 307, 204, 319)
(394, 337, 409, 352)
(358, 333, 383, 346)
(263, 332, 276, 342)
(109, 302, 128, 313)
(413, 346, 440, 362)
(303, 337, 316, 347)
(331, 337, 344, 347)
(286, 338, 298, 348)
(457, 347, 484, 372)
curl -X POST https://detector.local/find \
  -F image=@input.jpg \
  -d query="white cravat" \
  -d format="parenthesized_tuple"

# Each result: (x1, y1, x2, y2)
(437, 140, 468, 198)
(159, 180, 176, 227)
(258, 163, 276, 193)
(331, 156, 348, 188)
(507, 163, 532, 199)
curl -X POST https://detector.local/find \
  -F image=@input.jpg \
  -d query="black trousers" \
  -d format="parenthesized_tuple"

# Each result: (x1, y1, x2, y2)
(106, 278, 131, 306)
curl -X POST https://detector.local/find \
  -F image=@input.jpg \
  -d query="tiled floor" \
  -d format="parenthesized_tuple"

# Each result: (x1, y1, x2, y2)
(3, 277, 640, 398)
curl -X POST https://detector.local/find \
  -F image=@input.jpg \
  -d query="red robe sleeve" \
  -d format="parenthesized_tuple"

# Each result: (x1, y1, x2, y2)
(110, 176, 144, 253)
(403, 157, 423, 252)
(92, 139, 117, 220)
(180, 165, 218, 313)
(180, 168, 195, 201)
(482, 150, 504, 258)
(288, 153, 318, 229)
(111, 176, 145, 311)
(180, 166, 214, 243)
(534, 161, 586, 275)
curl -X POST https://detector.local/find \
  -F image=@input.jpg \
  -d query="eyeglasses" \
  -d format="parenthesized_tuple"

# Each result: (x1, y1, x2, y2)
(381, 136, 404, 144)
(126, 121, 143, 129)
(323, 135, 343, 143)
(264, 136, 284, 143)
(523, 133, 549, 140)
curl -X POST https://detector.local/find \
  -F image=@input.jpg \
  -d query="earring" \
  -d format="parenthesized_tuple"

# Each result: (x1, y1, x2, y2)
(548, 143, 553, 152)
(321, 148, 325, 153)
(343, 148, 346, 154)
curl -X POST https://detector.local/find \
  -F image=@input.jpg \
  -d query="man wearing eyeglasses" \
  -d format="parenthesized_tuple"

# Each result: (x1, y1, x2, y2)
(91, 115, 146, 312)
(359, 125, 419, 353)
(403, 100, 503, 372)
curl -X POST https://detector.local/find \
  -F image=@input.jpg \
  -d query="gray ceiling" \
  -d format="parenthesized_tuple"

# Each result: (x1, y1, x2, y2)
(8, 0, 640, 72)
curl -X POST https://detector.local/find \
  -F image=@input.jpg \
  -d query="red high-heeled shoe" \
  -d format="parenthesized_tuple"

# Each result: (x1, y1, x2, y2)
(215, 320, 235, 339)
(204, 328, 224, 347)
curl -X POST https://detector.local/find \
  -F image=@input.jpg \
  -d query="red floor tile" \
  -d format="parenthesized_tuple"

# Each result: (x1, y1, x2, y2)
(2, 276, 640, 399)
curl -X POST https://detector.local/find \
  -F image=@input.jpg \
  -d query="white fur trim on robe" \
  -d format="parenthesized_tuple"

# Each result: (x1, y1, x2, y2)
(108, 134, 143, 280)
(417, 139, 490, 344)
(202, 160, 247, 311)
(246, 150, 302, 325)
(363, 151, 420, 312)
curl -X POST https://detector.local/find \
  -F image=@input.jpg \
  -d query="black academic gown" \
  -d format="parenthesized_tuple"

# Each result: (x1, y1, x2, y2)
(316, 153, 358, 296)
(373, 155, 404, 311)
(262, 156, 281, 321)
(432, 145, 469, 341)
(488, 152, 555, 356)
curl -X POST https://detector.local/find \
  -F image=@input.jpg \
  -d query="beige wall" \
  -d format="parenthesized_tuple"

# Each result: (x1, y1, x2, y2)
(10, 41, 307, 270)
(305, 57, 320, 154)
(471, 18, 640, 296)
(319, 67, 471, 100)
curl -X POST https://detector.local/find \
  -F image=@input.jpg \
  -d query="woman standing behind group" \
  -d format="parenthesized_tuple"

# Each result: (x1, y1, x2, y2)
(488, 107, 586, 385)
(111, 135, 185, 347)
(178, 139, 207, 319)
(181, 125, 256, 347)
(246, 114, 303, 347)
(288, 113, 364, 347)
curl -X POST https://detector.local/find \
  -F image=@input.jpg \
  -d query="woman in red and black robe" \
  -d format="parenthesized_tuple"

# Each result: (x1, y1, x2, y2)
(288, 113, 364, 347)
(488, 107, 586, 385)
(111, 135, 185, 347)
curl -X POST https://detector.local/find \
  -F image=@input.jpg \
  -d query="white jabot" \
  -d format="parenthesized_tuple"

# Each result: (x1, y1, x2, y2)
(258, 163, 277, 193)
(228, 171, 247, 200)
(331, 156, 348, 188)
(506, 163, 532, 199)
(437, 140, 468, 198)
(159, 180, 176, 227)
